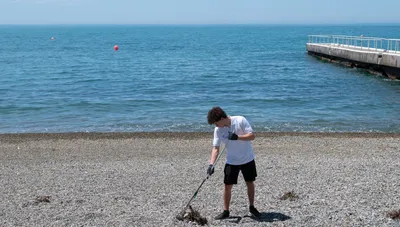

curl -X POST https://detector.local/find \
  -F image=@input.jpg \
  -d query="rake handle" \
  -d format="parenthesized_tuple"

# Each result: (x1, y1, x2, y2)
(179, 143, 227, 214)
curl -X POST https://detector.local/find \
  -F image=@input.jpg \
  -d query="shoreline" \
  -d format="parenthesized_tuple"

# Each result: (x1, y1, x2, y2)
(0, 132, 399, 142)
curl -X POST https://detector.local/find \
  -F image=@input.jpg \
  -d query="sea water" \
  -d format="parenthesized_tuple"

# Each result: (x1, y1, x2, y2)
(0, 25, 399, 133)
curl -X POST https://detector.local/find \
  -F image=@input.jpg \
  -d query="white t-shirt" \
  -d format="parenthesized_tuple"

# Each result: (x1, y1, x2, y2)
(212, 116, 255, 165)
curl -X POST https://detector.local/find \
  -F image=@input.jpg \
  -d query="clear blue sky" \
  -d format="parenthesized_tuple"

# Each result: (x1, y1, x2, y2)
(1, 0, 400, 25)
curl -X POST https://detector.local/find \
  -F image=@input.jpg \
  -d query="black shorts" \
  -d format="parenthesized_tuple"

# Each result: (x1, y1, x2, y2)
(224, 160, 257, 185)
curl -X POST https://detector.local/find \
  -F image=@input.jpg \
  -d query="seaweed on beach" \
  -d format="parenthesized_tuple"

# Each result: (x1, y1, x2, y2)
(22, 196, 51, 207)
(280, 191, 299, 201)
(36, 196, 51, 203)
(176, 205, 208, 226)
(387, 209, 400, 220)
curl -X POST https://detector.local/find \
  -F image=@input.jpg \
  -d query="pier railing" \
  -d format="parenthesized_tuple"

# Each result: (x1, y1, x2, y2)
(308, 35, 400, 54)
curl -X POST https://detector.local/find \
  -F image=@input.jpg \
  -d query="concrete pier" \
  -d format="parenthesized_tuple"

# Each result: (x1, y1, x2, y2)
(306, 35, 400, 79)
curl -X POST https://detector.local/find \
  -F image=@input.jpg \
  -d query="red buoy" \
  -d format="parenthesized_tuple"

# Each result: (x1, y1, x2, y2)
(114, 45, 119, 51)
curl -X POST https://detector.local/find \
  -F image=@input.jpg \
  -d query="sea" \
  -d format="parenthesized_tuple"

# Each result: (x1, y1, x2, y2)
(0, 24, 399, 133)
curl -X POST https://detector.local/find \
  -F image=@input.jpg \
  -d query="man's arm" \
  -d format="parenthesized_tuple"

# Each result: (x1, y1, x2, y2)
(209, 146, 220, 164)
(238, 132, 255, 141)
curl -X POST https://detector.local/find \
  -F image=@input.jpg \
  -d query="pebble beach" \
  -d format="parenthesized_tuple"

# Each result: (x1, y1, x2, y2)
(1, 132, 399, 226)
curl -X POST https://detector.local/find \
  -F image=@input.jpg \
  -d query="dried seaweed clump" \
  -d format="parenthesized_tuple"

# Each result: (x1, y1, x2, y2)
(280, 191, 299, 201)
(36, 196, 51, 203)
(176, 205, 208, 226)
(387, 210, 400, 220)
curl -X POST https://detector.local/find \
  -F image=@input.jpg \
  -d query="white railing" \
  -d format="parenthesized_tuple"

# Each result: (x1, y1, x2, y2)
(308, 35, 400, 54)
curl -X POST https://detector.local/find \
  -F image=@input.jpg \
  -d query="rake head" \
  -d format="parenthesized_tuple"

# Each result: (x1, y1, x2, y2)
(176, 205, 208, 226)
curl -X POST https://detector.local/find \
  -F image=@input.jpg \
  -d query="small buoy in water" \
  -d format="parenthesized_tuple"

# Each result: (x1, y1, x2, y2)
(114, 45, 119, 51)
(51, 37, 55, 40)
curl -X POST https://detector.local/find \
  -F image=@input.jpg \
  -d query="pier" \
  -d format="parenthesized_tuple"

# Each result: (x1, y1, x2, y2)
(306, 35, 400, 79)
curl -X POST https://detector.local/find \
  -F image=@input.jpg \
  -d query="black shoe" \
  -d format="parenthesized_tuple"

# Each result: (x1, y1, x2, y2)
(214, 210, 230, 220)
(249, 205, 261, 217)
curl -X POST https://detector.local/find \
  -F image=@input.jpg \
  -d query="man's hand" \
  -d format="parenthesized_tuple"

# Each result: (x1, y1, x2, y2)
(228, 132, 238, 140)
(207, 164, 214, 176)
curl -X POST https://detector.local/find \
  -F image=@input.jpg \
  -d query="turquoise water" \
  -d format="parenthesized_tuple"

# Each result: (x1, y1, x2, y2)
(0, 25, 399, 133)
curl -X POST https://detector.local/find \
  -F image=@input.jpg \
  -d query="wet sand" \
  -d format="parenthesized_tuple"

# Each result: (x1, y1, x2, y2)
(1, 132, 399, 226)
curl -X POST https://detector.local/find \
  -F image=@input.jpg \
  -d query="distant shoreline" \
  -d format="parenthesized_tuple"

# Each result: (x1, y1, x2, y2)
(1, 23, 400, 26)
(1, 132, 399, 142)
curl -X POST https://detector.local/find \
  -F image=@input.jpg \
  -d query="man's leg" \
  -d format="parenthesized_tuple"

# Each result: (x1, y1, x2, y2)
(245, 181, 255, 206)
(246, 181, 261, 217)
(224, 184, 233, 210)
(215, 184, 233, 220)
(242, 160, 261, 217)
(215, 164, 239, 220)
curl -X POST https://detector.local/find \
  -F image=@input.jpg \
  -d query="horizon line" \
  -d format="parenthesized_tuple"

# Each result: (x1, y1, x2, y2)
(1, 22, 400, 26)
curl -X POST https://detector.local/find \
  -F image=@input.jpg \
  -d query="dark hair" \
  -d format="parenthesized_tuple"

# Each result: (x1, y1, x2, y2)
(207, 106, 227, 124)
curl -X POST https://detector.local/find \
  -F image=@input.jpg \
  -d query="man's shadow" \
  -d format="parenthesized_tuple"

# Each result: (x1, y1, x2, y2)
(224, 215, 243, 224)
(244, 212, 291, 222)
(223, 212, 291, 224)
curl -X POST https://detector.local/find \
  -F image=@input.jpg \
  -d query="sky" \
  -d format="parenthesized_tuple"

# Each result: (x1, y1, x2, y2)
(1, 0, 400, 25)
